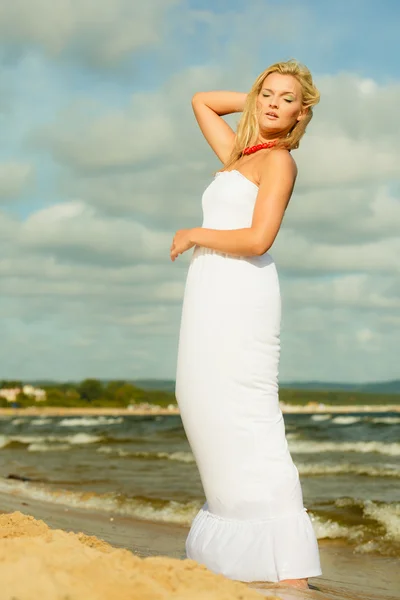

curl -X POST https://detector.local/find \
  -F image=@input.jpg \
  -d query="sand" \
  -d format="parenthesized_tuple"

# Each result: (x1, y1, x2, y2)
(0, 511, 277, 600)
(0, 492, 398, 600)
(0, 404, 399, 417)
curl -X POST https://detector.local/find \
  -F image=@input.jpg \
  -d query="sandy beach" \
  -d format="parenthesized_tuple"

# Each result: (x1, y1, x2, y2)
(0, 491, 398, 600)
(0, 403, 399, 417)
(0, 409, 398, 600)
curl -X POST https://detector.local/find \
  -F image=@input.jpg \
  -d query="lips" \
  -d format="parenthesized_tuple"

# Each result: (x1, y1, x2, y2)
(266, 111, 278, 118)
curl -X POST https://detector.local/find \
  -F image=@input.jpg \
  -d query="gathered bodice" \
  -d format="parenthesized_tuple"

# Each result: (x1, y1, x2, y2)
(201, 170, 259, 230)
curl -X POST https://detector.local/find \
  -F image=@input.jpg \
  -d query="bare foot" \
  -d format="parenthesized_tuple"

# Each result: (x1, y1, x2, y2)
(278, 578, 309, 589)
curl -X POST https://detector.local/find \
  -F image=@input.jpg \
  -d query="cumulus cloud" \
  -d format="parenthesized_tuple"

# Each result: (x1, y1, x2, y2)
(0, 3, 399, 383)
(19, 200, 173, 266)
(34, 98, 176, 172)
(283, 184, 400, 244)
(0, 162, 34, 200)
(0, 0, 181, 67)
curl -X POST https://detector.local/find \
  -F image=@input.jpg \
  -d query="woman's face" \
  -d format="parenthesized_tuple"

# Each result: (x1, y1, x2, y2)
(256, 72, 305, 137)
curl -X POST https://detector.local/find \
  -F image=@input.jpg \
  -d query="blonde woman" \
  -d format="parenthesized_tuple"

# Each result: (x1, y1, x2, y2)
(172, 60, 321, 590)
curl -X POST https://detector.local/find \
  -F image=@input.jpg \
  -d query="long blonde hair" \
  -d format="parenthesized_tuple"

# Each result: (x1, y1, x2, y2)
(224, 59, 320, 170)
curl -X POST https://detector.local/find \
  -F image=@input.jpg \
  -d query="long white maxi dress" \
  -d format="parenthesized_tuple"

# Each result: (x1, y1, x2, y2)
(175, 169, 322, 583)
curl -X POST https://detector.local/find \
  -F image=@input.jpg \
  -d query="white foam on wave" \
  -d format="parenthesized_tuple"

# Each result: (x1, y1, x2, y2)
(370, 417, 400, 425)
(0, 475, 398, 550)
(10, 418, 26, 425)
(309, 513, 363, 542)
(97, 446, 113, 454)
(6, 435, 44, 444)
(63, 433, 103, 444)
(310, 414, 332, 421)
(27, 443, 71, 452)
(0, 435, 9, 449)
(96, 448, 196, 463)
(297, 462, 400, 478)
(0, 433, 103, 449)
(335, 497, 400, 545)
(0, 477, 200, 525)
(155, 451, 195, 463)
(363, 500, 400, 541)
(289, 439, 400, 456)
(31, 418, 53, 426)
(59, 417, 123, 427)
(331, 416, 362, 425)
(285, 432, 300, 440)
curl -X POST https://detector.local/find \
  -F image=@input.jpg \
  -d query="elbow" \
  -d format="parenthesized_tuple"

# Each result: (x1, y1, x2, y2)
(251, 229, 272, 256)
(252, 239, 272, 256)
(191, 92, 204, 105)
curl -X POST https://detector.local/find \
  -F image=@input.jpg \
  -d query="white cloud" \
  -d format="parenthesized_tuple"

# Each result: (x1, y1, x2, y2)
(0, 5, 399, 383)
(0, 162, 34, 200)
(284, 184, 400, 244)
(35, 97, 176, 171)
(0, 0, 181, 66)
(19, 200, 172, 266)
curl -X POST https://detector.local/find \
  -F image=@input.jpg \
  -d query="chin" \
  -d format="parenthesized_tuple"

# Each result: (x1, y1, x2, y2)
(260, 123, 282, 135)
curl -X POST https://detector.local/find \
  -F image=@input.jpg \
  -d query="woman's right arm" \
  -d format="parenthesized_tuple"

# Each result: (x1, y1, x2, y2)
(191, 91, 247, 163)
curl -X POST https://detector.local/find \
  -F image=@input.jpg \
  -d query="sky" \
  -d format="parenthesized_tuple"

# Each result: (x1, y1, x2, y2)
(0, 0, 399, 384)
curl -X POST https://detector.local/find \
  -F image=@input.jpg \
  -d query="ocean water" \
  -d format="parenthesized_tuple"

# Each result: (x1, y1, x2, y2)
(0, 411, 399, 559)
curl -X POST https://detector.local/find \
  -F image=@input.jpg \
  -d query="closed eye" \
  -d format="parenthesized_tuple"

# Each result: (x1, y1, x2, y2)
(263, 93, 293, 103)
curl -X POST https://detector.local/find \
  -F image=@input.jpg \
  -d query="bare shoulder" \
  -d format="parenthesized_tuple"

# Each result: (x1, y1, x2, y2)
(260, 148, 297, 180)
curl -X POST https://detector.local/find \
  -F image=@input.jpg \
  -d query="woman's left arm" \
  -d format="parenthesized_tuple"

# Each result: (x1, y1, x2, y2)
(175, 150, 297, 259)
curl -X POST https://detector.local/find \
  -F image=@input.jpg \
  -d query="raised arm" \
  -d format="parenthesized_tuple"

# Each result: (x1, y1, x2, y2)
(186, 150, 297, 257)
(191, 91, 247, 163)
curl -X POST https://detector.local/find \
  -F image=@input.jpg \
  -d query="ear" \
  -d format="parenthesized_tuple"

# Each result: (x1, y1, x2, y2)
(296, 106, 309, 122)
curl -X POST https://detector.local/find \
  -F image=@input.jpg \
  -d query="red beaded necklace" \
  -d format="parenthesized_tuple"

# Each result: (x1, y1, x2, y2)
(242, 140, 277, 155)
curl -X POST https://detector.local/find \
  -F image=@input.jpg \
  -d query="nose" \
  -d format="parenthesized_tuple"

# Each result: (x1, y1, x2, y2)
(269, 98, 278, 108)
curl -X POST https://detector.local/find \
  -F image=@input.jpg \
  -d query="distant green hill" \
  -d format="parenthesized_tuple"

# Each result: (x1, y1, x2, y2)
(131, 379, 400, 406)
(133, 379, 176, 393)
(281, 380, 400, 395)
(27, 378, 400, 395)
(2, 376, 397, 409)
(132, 379, 400, 395)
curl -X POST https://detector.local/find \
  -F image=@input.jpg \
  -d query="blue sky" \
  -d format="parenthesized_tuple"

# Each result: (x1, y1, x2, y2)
(0, 0, 399, 383)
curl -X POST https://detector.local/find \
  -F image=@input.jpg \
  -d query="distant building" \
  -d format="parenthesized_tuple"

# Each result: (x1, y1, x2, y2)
(22, 385, 46, 401)
(0, 385, 46, 402)
(0, 388, 20, 402)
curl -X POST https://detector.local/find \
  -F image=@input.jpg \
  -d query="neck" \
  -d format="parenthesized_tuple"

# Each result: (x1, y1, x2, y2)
(257, 134, 278, 144)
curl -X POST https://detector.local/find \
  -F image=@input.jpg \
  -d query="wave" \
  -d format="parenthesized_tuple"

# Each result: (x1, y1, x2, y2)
(58, 417, 124, 427)
(370, 417, 400, 425)
(289, 439, 400, 456)
(94, 447, 400, 476)
(0, 435, 9, 449)
(31, 418, 53, 426)
(331, 416, 362, 425)
(329, 497, 400, 556)
(297, 462, 400, 478)
(310, 414, 400, 425)
(310, 513, 363, 542)
(0, 477, 200, 525)
(0, 476, 398, 556)
(0, 433, 104, 449)
(97, 447, 196, 463)
(27, 443, 71, 452)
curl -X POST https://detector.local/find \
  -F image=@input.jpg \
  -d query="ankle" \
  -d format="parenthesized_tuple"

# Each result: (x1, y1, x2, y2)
(279, 578, 309, 589)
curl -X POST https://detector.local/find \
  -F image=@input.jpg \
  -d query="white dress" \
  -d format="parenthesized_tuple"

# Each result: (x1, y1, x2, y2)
(175, 169, 322, 583)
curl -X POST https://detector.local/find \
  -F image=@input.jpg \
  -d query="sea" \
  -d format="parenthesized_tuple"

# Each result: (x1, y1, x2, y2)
(0, 410, 399, 560)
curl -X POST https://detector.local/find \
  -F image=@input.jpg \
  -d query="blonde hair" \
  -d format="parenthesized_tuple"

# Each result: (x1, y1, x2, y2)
(224, 59, 320, 170)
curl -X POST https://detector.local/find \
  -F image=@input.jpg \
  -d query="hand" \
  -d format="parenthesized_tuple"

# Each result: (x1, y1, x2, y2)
(170, 229, 195, 261)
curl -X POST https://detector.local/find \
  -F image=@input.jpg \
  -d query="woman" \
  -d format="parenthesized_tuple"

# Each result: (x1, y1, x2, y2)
(171, 59, 321, 590)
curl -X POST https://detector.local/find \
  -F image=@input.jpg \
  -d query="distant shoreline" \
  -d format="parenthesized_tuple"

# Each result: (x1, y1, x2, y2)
(0, 404, 399, 416)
